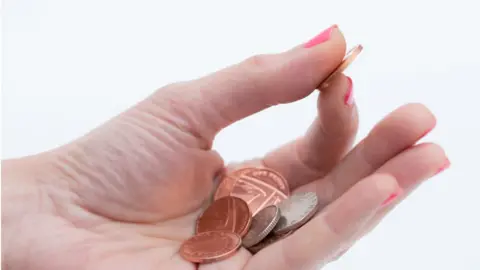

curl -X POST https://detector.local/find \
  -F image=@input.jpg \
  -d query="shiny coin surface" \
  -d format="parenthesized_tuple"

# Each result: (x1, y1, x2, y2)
(247, 230, 294, 254)
(215, 167, 289, 216)
(180, 231, 242, 263)
(321, 44, 363, 88)
(242, 205, 281, 248)
(240, 168, 290, 196)
(273, 192, 319, 235)
(196, 196, 252, 237)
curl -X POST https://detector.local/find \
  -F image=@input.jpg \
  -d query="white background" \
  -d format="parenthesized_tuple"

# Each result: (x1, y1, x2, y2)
(3, 0, 480, 269)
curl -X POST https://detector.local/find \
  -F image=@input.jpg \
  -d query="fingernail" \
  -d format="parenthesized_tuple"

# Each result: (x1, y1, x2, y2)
(435, 158, 451, 175)
(381, 192, 399, 206)
(304, 24, 337, 48)
(344, 76, 354, 106)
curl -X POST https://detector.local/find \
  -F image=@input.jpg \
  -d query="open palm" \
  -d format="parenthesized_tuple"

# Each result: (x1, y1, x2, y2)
(2, 27, 448, 270)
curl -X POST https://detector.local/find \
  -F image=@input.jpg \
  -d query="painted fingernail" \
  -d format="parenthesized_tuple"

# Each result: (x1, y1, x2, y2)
(382, 192, 399, 206)
(304, 24, 337, 48)
(344, 76, 354, 106)
(435, 158, 451, 175)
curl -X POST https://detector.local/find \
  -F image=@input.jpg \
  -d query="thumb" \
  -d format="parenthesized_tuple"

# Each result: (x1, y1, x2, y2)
(142, 25, 346, 147)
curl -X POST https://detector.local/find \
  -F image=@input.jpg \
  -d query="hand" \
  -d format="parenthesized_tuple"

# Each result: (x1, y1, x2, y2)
(2, 26, 449, 270)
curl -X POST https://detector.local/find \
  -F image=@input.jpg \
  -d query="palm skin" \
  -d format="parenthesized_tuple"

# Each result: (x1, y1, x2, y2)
(2, 26, 449, 270)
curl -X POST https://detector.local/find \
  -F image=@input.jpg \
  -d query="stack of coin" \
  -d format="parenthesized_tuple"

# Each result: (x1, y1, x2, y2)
(179, 167, 322, 263)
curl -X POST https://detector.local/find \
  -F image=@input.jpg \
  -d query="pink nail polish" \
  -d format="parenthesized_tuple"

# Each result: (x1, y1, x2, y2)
(304, 24, 337, 48)
(435, 158, 451, 175)
(382, 192, 399, 206)
(344, 76, 354, 106)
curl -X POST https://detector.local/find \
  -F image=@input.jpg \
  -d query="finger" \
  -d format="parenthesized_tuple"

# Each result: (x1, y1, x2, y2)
(143, 25, 346, 147)
(263, 73, 358, 189)
(331, 143, 449, 257)
(296, 103, 436, 200)
(353, 143, 449, 238)
(244, 174, 399, 270)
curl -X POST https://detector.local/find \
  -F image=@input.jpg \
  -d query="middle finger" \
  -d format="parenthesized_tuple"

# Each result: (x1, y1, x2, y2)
(296, 103, 436, 201)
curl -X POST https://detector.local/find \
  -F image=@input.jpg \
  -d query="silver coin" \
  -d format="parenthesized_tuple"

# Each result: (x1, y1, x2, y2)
(272, 192, 319, 235)
(242, 205, 281, 248)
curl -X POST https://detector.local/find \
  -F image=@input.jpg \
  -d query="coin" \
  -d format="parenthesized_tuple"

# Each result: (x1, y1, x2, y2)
(215, 167, 289, 199)
(247, 230, 294, 254)
(196, 196, 252, 237)
(179, 231, 242, 263)
(214, 167, 289, 216)
(320, 44, 363, 88)
(273, 192, 320, 235)
(240, 168, 290, 196)
(242, 205, 281, 248)
(213, 174, 237, 200)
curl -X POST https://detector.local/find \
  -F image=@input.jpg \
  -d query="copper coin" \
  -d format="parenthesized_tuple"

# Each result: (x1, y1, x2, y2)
(247, 230, 294, 254)
(239, 168, 290, 196)
(242, 205, 281, 248)
(180, 231, 242, 263)
(214, 174, 237, 200)
(273, 192, 320, 235)
(214, 167, 289, 216)
(320, 44, 363, 88)
(196, 196, 252, 237)
(213, 167, 258, 200)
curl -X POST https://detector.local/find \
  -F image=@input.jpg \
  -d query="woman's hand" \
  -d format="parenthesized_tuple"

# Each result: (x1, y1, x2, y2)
(2, 26, 449, 270)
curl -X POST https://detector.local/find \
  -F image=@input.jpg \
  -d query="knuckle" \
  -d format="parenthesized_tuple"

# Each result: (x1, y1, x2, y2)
(242, 53, 276, 72)
(154, 81, 190, 101)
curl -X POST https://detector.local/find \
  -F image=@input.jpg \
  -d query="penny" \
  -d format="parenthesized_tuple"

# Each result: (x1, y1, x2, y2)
(213, 174, 237, 200)
(320, 44, 363, 88)
(196, 196, 252, 237)
(242, 205, 281, 248)
(180, 231, 242, 263)
(214, 167, 289, 216)
(214, 167, 259, 200)
(233, 176, 288, 216)
(214, 167, 253, 200)
(273, 192, 320, 235)
(239, 168, 290, 196)
(247, 230, 294, 254)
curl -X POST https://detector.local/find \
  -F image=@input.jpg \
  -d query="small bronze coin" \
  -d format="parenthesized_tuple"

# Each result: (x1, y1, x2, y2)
(273, 192, 320, 235)
(214, 167, 289, 200)
(180, 231, 242, 263)
(321, 44, 363, 88)
(215, 167, 289, 216)
(239, 168, 290, 196)
(247, 230, 294, 254)
(213, 174, 237, 200)
(242, 205, 281, 248)
(196, 196, 252, 237)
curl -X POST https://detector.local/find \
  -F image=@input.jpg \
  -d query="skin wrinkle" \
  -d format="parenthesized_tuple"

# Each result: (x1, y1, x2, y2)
(151, 89, 213, 150)
(54, 137, 161, 221)
(53, 154, 132, 222)
(124, 108, 191, 150)
(120, 114, 181, 152)
(53, 113, 221, 223)
(141, 97, 210, 149)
